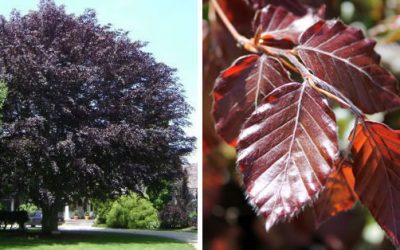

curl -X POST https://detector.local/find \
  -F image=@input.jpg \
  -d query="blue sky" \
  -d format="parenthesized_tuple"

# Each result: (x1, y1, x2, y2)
(0, 0, 199, 162)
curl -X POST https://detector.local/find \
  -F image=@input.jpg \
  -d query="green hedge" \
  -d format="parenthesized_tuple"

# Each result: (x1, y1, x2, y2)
(106, 192, 160, 229)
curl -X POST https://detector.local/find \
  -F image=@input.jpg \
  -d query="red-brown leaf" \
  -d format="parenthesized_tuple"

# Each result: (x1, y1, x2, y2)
(212, 54, 291, 146)
(351, 121, 400, 248)
(314, 161, 358, 226)
(253, 5, 322, 47)
(237, 82, 339, 230)
(297, 20, 400, 114)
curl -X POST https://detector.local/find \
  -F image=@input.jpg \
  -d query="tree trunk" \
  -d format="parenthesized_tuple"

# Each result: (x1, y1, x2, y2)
(42, 205, 59, 234)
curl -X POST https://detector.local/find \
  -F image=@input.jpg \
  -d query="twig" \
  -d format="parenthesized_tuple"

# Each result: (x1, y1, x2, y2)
(210, 0, 257, 52)
(210, 0, 300, 71)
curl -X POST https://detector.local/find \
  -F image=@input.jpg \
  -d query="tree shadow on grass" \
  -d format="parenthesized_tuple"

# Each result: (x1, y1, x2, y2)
(0, 230, 193, 249)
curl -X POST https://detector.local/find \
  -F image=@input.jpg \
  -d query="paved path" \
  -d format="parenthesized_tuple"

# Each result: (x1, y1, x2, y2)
(58, 219, 198, 248)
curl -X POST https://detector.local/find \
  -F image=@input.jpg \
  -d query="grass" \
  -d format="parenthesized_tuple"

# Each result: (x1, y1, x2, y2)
(92, 223, 107, 228)
(0, 230, 194, 250)
(174, 227, 197, 233)
(159, 227, 197, 233)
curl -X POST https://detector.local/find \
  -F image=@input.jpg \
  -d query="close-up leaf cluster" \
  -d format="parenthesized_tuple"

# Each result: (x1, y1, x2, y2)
(206, 0, 400, 249)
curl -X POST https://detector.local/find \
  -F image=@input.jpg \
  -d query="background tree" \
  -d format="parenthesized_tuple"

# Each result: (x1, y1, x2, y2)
(0, 0, 193, 233)
(0, 81, 10, 199)
(147, 180, 173, 211)
(159, 168, 193, 228)
(0, 81, 6, 126)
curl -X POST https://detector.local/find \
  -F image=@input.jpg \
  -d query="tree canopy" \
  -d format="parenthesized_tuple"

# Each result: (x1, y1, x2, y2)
(0, 0, 194, 232)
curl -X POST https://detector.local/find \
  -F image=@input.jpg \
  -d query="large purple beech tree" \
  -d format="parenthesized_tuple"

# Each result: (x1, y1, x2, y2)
(0, 1, 193, 233)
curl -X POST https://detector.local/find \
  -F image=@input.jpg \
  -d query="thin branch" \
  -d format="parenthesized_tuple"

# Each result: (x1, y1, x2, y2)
(210, 0, 257, 53)
(210, 0, 300, 67)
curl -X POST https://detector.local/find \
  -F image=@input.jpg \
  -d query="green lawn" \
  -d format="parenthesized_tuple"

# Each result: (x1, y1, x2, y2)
(93, 224, 197, 233)
(0, 231, 194, 250)
(159, 227, 197, 233)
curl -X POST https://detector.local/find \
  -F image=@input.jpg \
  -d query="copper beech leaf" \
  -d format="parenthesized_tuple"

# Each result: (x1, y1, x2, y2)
(313, 161, 358, 226)
(213, 54, 291, 146)
(253, 5, 322, 48)
(297, 20, 400, 114)
(351, 121, 400, 247)
(237, 82, 339, 230)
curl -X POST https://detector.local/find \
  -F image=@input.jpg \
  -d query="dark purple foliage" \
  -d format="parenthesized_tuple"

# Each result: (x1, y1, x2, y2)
(159, 201, 189, 229)
(0, 0, 194, 232)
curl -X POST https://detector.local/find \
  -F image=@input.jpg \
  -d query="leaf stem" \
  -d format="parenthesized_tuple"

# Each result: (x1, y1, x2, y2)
(281, 59, 301, 74)
(283, 52, 365, 119)
(307, 77, 351, 108)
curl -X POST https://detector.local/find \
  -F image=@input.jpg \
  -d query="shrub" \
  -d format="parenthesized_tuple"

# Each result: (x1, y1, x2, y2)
(106, 192, 159, 229)
(18, 203, 38, 215)
(159, 202, 189, 229)
(92, 199, 113, 224)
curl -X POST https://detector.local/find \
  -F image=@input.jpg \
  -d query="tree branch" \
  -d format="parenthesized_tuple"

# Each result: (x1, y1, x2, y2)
(210, 0, 258, 52)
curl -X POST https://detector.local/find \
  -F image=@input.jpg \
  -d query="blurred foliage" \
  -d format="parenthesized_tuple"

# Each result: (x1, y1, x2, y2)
(203, 0, 400, 249)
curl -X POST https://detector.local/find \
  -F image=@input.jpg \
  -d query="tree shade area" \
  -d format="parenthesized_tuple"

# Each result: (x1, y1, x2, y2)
(0, 0, 194, 233)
